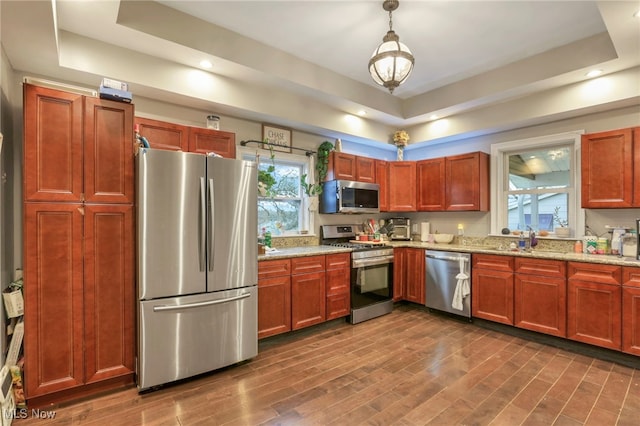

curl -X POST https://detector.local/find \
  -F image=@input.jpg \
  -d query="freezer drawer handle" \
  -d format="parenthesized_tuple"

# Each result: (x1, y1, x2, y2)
(152, 292, 251, 312)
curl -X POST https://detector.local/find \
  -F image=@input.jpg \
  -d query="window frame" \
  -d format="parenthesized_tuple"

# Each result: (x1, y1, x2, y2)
(240, 147, 316, 236)
(490, 131, 584, 238)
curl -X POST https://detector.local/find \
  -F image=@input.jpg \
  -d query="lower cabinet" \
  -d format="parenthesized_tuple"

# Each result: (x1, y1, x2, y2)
(472, 254, 514, 325)
(622, 266, 640, 355)
(567, 262, 622, 350)
(257, 259, 291, 339)
(393, 248, 425, 304)
(514, 258, 567, 337)
(24, 203, 135, 402)
(325, 253, 351, 320)
(291, 255, 326, 330)
(259, 254, 351, 339)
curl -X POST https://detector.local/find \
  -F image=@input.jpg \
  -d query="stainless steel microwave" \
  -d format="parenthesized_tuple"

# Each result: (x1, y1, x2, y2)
(319, 180, 380, 214)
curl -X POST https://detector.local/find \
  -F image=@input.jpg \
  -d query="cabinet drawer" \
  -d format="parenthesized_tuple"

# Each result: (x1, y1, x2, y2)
(291, 255, 326, 275)
(326, 253, 350, 270)
(623, 266, 640, 288)
(472, 254, 514, 272)
(258, 259, 291, 279)
(568, 262, 621, 285)
(515, 258, 566, 278)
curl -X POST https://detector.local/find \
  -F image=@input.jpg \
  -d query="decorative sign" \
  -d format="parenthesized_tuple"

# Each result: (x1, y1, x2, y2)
(262, 124, 292, 153)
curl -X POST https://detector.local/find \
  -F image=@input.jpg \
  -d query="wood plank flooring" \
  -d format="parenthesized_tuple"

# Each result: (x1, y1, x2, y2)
(17, 304, 640, 425)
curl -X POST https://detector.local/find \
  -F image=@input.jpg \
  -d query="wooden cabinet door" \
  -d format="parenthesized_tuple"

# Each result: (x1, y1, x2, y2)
(84, 98, 134, 204)
(24, 203, 84, 398)
(472, 255, 514, 324)
(325, 253, 350, 320)
(327, 152, 356, 181)
(393, 248, 406, 301)
(404, 248, 425, 304)
(23, 84, 83, 202)
(375, 160, 390, 212)
(416, 158, 445, 211)
(388, 162, 416, 211)
(188, 127, 236, 158)
(83, 204, 135, 383)
(356, 157, 376, 183)
(515, 274, 566, 337)
(446, 152, 489, 211)
(567, 280, 621, 350)
(135, 117, 189, 151)
(291, 271, 326, 330)
(258, 259, 292, 339)
(258, 275, 291, 339)
(581, 128, 634, 208)
(514, 258, 566, 336)
(622, 267, 640, 355)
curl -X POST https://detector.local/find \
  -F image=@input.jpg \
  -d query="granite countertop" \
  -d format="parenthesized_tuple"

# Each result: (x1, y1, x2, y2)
(258, 245, 351, 261)
(259, 241, 640, 267)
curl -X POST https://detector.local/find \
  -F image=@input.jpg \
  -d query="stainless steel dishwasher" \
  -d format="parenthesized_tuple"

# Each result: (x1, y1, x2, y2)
(425, 250, 471, 319)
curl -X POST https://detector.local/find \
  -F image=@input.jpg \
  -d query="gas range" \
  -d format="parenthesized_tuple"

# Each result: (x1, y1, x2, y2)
(320, 225, 393, 257)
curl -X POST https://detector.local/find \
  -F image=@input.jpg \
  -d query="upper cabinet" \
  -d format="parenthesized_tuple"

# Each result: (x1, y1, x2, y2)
(24, 84, 134, 204)
(325, 152, 376, 183)
(416, 152, 489, 212)
(188, 127, 236, 158)
(446, 152, 490, 211)
(134, 116, 236, 159)
(134, 117, 189, 151)
(416, 158, 445, 211)
(582, 127, 639, 208)
(375, 160, 390, 212)
(389, 162, 416, 211)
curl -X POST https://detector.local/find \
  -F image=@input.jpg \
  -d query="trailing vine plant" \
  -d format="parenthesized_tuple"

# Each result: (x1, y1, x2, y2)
(257, 140, 277, 197)
(301, 140, 334, 196)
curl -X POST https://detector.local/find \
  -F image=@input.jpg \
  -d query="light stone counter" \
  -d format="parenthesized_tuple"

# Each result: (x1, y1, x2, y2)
(259, 240, 640, 267)
(258, 245, 351, 261)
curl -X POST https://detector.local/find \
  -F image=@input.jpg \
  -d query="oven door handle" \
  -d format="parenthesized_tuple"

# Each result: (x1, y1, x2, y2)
(352, 255, 394, 268)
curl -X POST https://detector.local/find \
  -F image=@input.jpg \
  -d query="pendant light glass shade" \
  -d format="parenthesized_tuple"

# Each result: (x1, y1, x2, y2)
(368, 1, 414, 94)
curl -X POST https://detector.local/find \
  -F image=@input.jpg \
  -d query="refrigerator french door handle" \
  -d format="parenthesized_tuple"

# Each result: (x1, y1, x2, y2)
(208, 178, 215, 271)
(152, 292, 252, 312)
(199, 177, 206, 271)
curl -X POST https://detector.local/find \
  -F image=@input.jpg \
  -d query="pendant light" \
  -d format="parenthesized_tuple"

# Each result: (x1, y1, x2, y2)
(368, 0, 415, 94)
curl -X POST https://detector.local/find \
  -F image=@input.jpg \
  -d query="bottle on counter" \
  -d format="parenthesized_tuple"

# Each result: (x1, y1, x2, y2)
(574, 240, 583, 253)
(264, 231, 272, 248)
(518, 233, 526, 251)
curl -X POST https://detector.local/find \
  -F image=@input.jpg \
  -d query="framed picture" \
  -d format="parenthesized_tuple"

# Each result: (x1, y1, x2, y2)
(262, 124, 292, 153)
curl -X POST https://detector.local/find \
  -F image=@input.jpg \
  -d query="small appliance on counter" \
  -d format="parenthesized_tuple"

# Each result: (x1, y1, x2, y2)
(389, 217, 411, 240)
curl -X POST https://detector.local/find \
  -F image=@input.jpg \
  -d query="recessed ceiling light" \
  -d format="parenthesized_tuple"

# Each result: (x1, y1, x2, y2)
(357, 110, 367, 116)
(585, 69, 603, 78)
(200, 60, 213, 69)
(429, 114, 438, 120)
(634, 10, 640, 18)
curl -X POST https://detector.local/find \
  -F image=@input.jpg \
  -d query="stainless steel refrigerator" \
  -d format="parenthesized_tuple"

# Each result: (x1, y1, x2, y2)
(136, 148, 258, 390)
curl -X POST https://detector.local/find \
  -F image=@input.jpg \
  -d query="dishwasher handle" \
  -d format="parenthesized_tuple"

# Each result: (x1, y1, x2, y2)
(426, 253, 469, 263)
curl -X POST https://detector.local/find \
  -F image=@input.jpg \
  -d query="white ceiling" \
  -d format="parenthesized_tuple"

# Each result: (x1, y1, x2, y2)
(1, 1, 639, 145)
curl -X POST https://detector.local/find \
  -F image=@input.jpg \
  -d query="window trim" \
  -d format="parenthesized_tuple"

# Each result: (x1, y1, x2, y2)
(240, 147, 316, 236)
(490, 130, 584, 238)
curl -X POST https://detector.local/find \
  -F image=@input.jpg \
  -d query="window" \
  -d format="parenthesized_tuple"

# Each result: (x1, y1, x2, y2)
(491, 131, 583, 237)
(242, 150, 314, 236)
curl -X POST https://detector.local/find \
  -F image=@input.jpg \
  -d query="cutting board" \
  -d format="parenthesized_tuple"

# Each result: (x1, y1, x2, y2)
(349, 240, 387, 245)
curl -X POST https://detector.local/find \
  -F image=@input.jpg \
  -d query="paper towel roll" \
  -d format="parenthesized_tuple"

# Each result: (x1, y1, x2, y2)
(420, 222, 430, 242)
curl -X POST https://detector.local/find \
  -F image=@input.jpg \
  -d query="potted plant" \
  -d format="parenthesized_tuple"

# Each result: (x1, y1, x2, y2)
(300, 140, 333, 196)
(553, 206, 570, 237)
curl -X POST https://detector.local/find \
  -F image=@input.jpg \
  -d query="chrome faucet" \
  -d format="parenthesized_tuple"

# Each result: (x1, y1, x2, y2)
(528, 226, 538, 248)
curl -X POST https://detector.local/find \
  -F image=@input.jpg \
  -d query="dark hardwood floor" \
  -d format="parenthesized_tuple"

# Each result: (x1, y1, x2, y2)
(17, 304, 640, 425)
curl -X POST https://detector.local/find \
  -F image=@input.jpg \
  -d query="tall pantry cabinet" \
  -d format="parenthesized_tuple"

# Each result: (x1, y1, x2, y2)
(23, 84, 135, 404)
